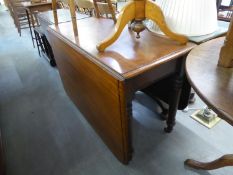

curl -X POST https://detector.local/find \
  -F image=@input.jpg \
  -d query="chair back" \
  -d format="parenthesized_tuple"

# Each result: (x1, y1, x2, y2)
(75, 0, 94, 15)
(217, 0, 233, 21)
(57, 0, 70, 8)
(75, 0, 94, 9)
(7, 0, 29, 35)
(96, 2, 116, 18)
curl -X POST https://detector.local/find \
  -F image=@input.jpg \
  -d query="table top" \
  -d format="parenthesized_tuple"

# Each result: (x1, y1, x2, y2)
(20, 1, 51, 8)
(188, 21, 229, 44)
(48, 18, 195, 79)
(186, 37, 233, 125)
(38, 9, 90, 25)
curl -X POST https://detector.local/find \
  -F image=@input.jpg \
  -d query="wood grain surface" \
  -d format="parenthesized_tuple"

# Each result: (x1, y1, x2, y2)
(48, 32, 131, 163)
(47, 17, 195, 163)
(49, 18, 195, 79)
(38, 9, 89, 26)
(185, 36, 233, 171)
(186, 37, 233, 126)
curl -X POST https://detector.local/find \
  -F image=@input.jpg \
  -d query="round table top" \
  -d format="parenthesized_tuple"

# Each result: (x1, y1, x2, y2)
(186, 37, 233, 126)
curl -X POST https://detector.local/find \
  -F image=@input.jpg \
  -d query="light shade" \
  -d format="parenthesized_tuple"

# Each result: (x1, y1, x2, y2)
(147, 0, 218, 36)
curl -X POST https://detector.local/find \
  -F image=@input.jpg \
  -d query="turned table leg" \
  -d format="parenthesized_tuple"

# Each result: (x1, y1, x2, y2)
(164, 74, 183, 133)
(164, 56, 186, 133)
(185, 154, 233, 170)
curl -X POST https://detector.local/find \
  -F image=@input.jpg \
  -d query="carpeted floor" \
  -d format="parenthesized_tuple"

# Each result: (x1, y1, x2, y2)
(0, 4, 233, 175)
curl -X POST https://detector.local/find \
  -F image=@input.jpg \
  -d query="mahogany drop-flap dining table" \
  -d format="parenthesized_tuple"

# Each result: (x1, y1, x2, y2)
(47, 18, 196, 164)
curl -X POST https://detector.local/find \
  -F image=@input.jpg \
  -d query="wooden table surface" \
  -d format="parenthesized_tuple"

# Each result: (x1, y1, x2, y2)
(38, 9, 90, 26)
(185, 36, 233, 171)
(20, 1, 52, 15)
(47, 17, 196, 164)
(49, 18, 195, 79)
(186, 37, 233, 126)
(37, 9, 91, 66)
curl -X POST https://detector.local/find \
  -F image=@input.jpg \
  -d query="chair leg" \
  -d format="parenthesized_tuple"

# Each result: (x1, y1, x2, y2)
(37, 33, 45, 56)
(185, 154, 233, 170)
(41, 35, 56, 67)
(34, 31, 41, 56)
(15, 18, 21, 37)
(18, 27, 21, 37)
(154, 99, 168, 120)
(41, 35, 49, 55)
(89, 9, 92, 16)
(26, 9, 35, 47)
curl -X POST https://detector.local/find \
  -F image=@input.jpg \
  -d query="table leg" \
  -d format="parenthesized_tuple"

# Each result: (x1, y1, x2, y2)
(185, 154, 233, 170)
(164, 56, 186, 133)
(164, 74, 183, 133)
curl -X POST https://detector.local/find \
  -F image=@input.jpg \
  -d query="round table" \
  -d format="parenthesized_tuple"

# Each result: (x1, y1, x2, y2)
(184, 37, 233, 170)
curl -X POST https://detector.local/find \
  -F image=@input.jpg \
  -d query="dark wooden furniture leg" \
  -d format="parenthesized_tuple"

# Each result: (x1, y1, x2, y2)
(164, 57, 185, 133)
(154, 99, 168, 120)
(26, 9, 35, 47)
(185, 154, 233, 170)
(41, 35, 56, 67)
(34, 29, 41, 56)
(164, 75, 183, 132)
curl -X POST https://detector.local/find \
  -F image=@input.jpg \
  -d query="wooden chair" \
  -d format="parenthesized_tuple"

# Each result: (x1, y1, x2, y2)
(97, 0, 117, 11)
(93, 0, 116, 22)
(57, 0, 69, 9)
(218, 7, 233, 22)
(217, 0, 233, 22)
(8, 0, 29, 36)
(75, 0, 95, 16)
(27, 10, 56, 66)
(96, 1, 116, 18)
(75, 0, 117, 18)
(33, 26, 56, 66)
(26, 1, 54, 47)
